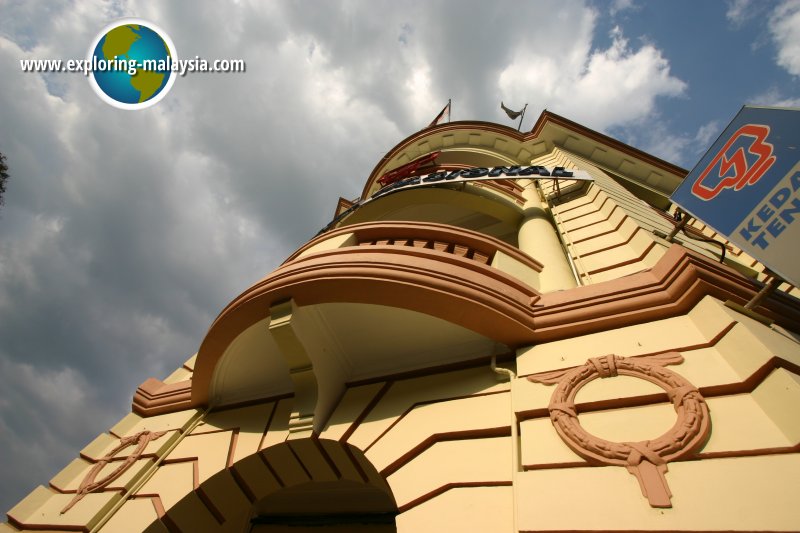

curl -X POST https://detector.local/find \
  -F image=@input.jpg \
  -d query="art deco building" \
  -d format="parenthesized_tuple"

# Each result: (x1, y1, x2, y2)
(5, 111, 800, 532)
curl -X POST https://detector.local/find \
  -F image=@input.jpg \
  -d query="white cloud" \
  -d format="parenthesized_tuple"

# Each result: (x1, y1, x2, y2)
(751, 86, 800, 107)
(499, 25, 687, 132)
(613, 118, 722, 168)
(695, 120, 722, 147)
(405, 65, 436, 126)
(726, 0, 755, 26)
(769, 0, 800, 76)
(610, 0, 637, 16)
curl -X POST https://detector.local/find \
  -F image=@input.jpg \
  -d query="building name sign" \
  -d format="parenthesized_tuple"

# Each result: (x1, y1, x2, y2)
(372, 165, 592, 199)
(318, 165, 593, 235)
(737, 170, 800, 250)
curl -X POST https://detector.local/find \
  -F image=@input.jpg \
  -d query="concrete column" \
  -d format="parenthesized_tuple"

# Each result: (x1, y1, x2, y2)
(518, 180, 577, 292)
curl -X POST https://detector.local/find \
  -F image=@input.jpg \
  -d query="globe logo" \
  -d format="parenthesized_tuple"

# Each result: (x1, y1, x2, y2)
(87, 19, 177, 110)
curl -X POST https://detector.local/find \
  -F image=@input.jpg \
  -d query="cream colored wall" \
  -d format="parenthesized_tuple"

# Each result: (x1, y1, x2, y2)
(320, 366, 514, 532)
(533, 149, 669, 284)
(533, 147, 797, 298)
(6, 297, 800, 533)
(317, 293, 800, 532)
(515, 295, 800, 532)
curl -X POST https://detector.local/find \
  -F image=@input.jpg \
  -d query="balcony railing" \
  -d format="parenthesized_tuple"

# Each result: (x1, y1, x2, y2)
(286, 221, 543, 278)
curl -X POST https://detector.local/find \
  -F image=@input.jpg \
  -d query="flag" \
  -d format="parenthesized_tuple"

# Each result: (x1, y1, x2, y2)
(428, 100, 451, 127)
(501, 101, 524, 120)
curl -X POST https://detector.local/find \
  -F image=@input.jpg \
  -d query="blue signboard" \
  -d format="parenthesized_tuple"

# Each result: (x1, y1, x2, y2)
(670, 105, 800, 286)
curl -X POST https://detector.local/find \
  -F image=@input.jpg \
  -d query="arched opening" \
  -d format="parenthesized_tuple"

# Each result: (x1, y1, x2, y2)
(248, 479, 397, 532)
(143, 439, 398, 533)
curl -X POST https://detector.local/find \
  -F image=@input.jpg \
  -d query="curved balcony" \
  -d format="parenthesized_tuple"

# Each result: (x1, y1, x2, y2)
(135, 243, 800, 416)
(191, 222, 545, 407)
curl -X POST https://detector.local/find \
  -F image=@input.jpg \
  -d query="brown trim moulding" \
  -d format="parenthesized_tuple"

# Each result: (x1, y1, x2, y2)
(531, 244, 800, 343)
(362, 121, 532, 199)
(284, 220, 544, 273)
(193, 244, 543, 405)
(132, 378, 195, 417)
(380, 426, 511, 478)
(530, 111, 689, 177)
(396, 480, 512, 514)
(361, 111, 687, 199)
(333, 196, 355, 218)
(186, 243, 798, 413)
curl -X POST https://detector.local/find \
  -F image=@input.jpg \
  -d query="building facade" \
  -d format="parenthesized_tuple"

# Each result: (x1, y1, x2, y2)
(5, 112, 800, 532)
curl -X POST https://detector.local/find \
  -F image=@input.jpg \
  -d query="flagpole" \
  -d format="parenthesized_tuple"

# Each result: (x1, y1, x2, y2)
(517, 104, 528, 131)
(429, 100, 452, 128)
(448, 98, 452, 123)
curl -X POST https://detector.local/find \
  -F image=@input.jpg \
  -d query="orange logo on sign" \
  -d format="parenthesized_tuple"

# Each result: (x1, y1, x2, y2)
(691, 124, 777, 201)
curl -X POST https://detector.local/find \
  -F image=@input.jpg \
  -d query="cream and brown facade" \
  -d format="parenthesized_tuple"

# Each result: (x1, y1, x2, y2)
(5, 112, 800, 532)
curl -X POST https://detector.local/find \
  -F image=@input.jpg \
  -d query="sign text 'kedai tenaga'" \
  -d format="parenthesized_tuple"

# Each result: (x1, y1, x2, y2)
(670, 106, 800, 286)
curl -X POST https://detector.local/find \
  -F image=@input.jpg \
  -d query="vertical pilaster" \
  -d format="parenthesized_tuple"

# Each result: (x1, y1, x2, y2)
(517, 180, 577, 292)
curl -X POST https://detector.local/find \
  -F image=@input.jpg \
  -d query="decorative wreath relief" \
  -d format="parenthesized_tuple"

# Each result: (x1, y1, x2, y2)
(528, 352, 710, 508)
(61, 430, 167, 513)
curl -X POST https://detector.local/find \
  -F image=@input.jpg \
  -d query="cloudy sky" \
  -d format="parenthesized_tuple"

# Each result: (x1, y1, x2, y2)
(0, 0, 798, 514)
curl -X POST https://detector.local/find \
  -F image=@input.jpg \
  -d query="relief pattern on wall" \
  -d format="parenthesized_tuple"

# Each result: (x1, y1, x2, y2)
(528, 352, 710, 507)
(60, 430, 167, 514)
